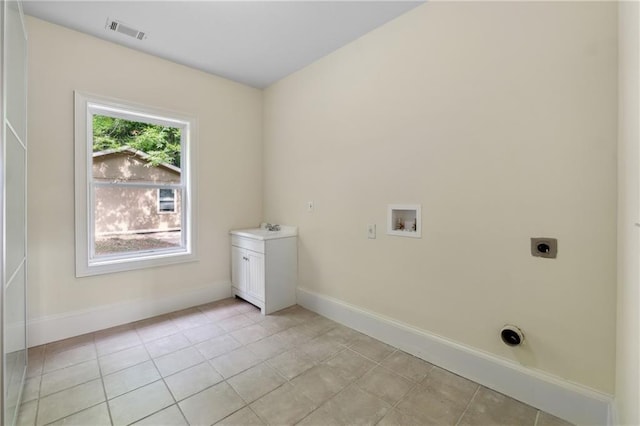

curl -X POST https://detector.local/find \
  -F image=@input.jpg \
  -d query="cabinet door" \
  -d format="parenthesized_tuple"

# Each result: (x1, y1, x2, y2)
(231, 246, 246, 291)
(247, 251, 265, 301)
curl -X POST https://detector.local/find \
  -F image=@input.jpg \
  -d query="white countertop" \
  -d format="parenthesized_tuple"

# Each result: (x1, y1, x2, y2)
(230, 226, 297, 240)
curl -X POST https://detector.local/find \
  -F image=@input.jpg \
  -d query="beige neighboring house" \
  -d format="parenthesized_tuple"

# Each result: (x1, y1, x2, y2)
(93, 147, 181, 236)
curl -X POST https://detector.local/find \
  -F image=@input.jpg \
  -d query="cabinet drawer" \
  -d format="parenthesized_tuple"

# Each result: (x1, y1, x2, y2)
(231, 235, 265, 253)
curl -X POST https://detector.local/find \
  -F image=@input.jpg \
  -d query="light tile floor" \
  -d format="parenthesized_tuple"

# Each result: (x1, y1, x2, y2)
(17, 298, 573, 426)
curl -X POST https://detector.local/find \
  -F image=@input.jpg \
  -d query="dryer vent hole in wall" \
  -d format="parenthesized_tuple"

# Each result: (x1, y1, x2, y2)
(501, 325, 525, 347)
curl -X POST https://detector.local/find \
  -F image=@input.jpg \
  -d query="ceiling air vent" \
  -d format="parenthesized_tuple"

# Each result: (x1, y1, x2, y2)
(105, 18, 146, 41)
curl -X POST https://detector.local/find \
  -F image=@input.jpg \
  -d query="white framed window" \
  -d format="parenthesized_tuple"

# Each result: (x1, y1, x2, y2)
(158, 188, 176, 213)
(74, 91, 198, 277)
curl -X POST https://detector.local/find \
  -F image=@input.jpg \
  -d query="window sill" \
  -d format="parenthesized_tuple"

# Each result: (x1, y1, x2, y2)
(77, 250, 198, 277)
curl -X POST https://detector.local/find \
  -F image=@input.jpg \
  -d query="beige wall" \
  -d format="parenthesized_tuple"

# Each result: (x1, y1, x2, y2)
(27, 17, 263, 318)
(263, 2, 617, 393)
(616, 1, 640, 423)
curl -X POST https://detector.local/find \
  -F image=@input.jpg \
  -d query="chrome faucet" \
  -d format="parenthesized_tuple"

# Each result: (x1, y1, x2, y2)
(265, 223, 280, 231)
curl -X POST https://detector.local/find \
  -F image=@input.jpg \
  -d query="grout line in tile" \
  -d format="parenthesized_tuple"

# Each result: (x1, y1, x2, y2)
(141, 329, 185, 347)
(169, 378, 219, 404)
(235, 378, 289, 407)
(372, 352, 428, 384)
(174, 403, 191, 426)
(206, 357, 225, 380)
(139, 332, 178, 409)
(91, 333, 114, 426)
(342, 344, 388, 366)
(294, 343, 384, 425)
(454, 384, 481, 426)
(129, 403, 188, 426)
(214, 402, 256, 426)
(379, 347, 398, 364)
(41, 401, 107, 426)
(534, 409, 541, 426)
(31, 374, 100, 402)
(293, 394, 326, 425)
(263, 359, 291, 384)
(391, 379, 422, 411)
(246, 404, 268, 426)
(32, 368, 43, 426)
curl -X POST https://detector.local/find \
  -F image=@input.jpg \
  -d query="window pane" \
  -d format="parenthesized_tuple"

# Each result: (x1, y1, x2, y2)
(158, 188, 176, 212)
(94, 186, 183, 256)
(159, 188, 174, 199)
(92, 115, 181, 184)
(159, 201, 174, 211)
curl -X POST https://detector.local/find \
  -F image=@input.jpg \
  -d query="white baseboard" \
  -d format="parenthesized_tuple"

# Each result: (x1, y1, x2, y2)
(608, 402, 618, 426)
(297, 287, 613, 426)
(28, 282, 232, 347)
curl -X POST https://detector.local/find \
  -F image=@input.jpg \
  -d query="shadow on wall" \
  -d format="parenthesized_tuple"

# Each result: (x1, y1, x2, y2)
(94, 186, 181, 234)
(92, 149, 182, 234)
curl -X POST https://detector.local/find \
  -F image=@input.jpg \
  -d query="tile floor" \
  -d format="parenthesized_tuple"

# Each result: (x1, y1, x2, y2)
(17, 298, 573, 426)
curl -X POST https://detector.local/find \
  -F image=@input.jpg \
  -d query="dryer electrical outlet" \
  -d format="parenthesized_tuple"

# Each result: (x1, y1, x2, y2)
(531, 237, 558, 258)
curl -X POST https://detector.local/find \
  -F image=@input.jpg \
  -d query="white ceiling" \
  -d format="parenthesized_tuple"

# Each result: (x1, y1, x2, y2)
(23, 1, 423, 88)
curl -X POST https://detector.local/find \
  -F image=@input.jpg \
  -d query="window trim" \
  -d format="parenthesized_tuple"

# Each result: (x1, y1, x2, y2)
(157, 188, 176, 214)
(74, 91, 198, 277)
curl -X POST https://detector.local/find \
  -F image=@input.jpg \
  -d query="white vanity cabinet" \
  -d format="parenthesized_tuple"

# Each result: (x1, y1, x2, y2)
(231, 244, 265, 302)
(230, 227, 297, 315)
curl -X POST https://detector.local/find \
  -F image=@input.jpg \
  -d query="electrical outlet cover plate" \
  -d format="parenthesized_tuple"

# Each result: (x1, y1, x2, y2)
(531, 237, 557, 258)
